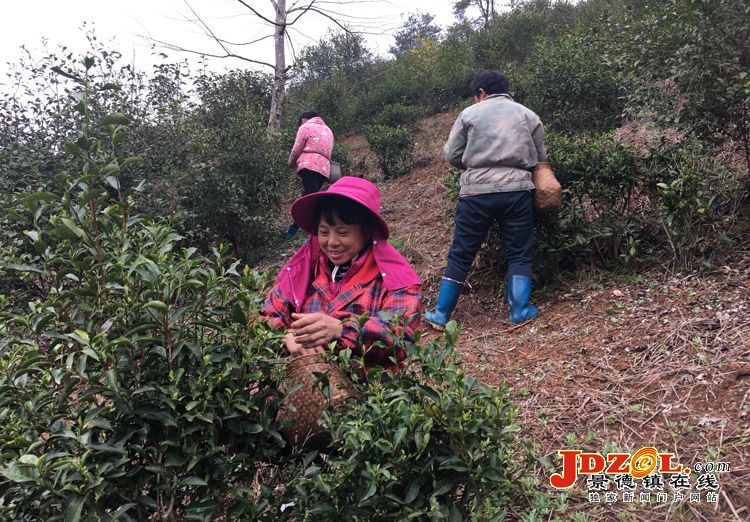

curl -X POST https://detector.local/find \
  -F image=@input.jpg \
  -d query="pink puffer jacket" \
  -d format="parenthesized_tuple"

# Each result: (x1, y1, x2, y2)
(288, 116, 334, 177)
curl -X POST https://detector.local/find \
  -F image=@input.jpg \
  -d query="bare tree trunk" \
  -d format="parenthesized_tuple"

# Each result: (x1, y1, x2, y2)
(268, 0, 287, 135)
(480, 0, 494, 29)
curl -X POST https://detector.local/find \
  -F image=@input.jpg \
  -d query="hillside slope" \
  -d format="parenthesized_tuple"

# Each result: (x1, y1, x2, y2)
(272, 112, 750, 521)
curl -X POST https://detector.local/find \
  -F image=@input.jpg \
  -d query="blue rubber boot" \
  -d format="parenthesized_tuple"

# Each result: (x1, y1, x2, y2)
(425, 278, 463, 330)
(508, 275, 538, 324)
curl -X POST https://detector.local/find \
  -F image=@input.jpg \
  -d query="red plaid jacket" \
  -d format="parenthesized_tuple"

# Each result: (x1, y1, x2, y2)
(262, 252, 422, 372)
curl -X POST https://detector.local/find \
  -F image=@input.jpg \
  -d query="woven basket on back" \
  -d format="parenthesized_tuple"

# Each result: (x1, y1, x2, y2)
(532, 162, 562, 213)
(277, 353, 360, 451)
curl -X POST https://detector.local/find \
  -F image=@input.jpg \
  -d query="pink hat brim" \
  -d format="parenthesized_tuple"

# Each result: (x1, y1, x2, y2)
(290, 191, 390, 239)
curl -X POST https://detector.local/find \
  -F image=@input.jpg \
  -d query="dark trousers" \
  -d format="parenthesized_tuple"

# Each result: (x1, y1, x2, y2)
(287, 169, 328, 237)
(299, 169, 327, 195)
(444, 191, 534, 282)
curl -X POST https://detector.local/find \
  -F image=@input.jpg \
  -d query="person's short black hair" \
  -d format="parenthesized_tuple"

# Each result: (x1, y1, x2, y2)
(470, 70, 509, 96)
(314, 195, 373, 232)
(299, 110, 319, 125)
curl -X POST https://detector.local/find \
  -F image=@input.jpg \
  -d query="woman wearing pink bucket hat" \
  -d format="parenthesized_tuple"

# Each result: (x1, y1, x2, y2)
(262, 177, 422, 373)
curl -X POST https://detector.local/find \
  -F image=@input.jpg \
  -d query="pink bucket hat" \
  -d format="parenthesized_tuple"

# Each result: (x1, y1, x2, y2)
(290, 177, 390, 239)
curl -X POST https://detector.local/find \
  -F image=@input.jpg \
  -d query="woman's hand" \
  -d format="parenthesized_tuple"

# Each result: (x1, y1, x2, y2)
(290, 312, 343, 349)
(282, 332, 324, 357)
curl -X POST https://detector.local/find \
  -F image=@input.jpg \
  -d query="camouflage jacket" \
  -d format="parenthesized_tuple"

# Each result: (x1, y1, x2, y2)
(444, 93, 546, 196)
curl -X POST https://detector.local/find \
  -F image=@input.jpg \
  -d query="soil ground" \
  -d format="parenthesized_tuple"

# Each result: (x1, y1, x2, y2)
(271, 113, 750, 521)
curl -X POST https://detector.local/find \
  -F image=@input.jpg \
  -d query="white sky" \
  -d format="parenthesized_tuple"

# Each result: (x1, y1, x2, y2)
(0, 0, 458, 80)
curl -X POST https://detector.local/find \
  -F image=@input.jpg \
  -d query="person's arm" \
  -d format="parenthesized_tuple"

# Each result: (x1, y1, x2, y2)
(288, 126, 307, 168)
(260, 283, 292, 331)
(336, 284, 422, 368)
(263, 285, 327, 357)
(444, 114, 468, 168)
(531, 118, 547, 163)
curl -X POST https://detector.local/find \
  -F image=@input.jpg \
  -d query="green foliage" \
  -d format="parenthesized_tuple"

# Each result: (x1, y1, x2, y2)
(286, 323, 543, 520)
(172, 70, 288, 260)
(0, 36, 288, 267)
(1, 56, 541, 520)
(295, 31, 374, 86)
(286, 73, 360, 133)
(621, 0, 750, 170)
(442, 130, 745, 280)
(472, 0, 577, 68)
(643, 140, 745, 267)
(519, 35, 632, 133)
(287, 31, 373, 133)
(363, 125, 416, 179)
(390, 12, 442, 56)
(373, 103, 424, 128)
(444, 167, 463, 207)
(331, 142, 354, 178)
(355, 36, 475, 119)
(0, 60, 287, 520)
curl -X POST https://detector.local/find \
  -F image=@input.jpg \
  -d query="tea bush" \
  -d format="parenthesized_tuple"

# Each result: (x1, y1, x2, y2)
(331, 142, 354, 178)
(442, 133, 643, 278)
(471, 1, 577, 68)
(0, 63, 289, 520)
(1, 56, 542, 521)
(619, 0, 750, 172)
(372, 102, 424, 128)
(363, 124, 416, 179)
(519, 35, 632, 133)
(284, 323, 544, 520)
(0, 40, 288, 266)
(354, 37, 474, 120)
(642, 139, 745, 267)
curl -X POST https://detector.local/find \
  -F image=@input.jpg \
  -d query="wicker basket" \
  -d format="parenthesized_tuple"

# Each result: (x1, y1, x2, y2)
(532, 162, 562, 213)
(277, 353, 359, 451)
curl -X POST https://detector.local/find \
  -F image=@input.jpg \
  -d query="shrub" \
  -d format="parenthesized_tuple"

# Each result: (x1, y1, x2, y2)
(373, 102, 424, 128)
(286, 73, 360, 134)
(643, 139, 745, 267)
(1, 57, 544, 521)
(519, 35, 632, 133)
(472, 0, 577, 68)
(284, 323, 543, 520)
(164, 70, 288, 262)
(355, 37, 474, 119)
(363, 124, 416, 179)
(619, 0, 750, 172)
(0, 63, 288, 520)
(443, 130, 747, 285)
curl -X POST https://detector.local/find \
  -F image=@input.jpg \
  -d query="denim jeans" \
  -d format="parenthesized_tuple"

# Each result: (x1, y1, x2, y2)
(444, 191, 534, 282)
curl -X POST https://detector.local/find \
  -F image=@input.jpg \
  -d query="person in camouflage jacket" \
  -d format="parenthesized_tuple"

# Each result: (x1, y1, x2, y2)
(425, 70, 546, 329)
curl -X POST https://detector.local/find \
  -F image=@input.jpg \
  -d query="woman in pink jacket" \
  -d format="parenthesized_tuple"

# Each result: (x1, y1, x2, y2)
(286, 110, 334, 239)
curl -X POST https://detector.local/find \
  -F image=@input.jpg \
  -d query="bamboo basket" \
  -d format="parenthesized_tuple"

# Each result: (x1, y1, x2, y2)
(277, 353, 359, 451)
(532, 162, 562, 213)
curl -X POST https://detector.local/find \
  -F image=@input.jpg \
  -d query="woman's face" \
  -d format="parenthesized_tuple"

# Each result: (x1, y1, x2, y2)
(317, 215, 367, 265)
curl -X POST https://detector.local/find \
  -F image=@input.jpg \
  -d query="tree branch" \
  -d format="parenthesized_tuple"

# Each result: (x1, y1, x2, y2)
(236, 0, 281, 26)
(150, 37, 275, 69)
(285, 30, 300, 66)
(172, 0, 280, 67)
(287, 0, 319, 26)
(309, 7, 352, 33)
(213, 34, 276, 47)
